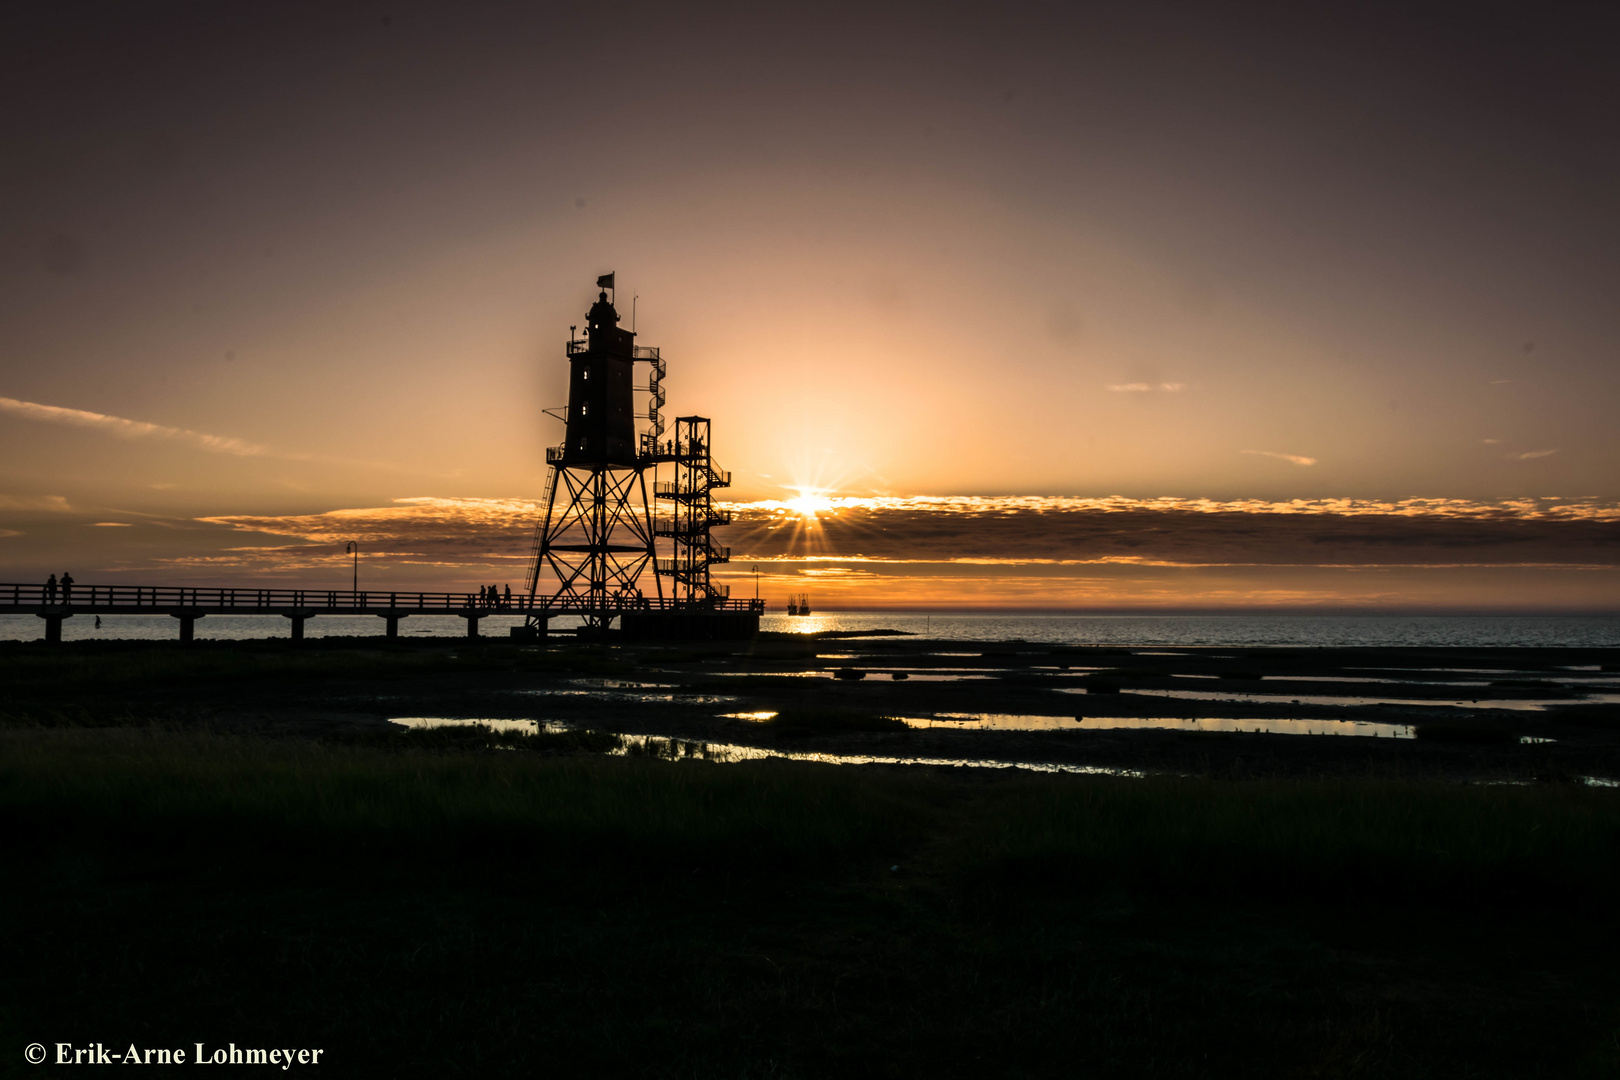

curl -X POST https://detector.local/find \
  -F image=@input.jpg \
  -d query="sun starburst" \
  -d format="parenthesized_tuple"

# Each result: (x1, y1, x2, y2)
(783, 490, 835, 518)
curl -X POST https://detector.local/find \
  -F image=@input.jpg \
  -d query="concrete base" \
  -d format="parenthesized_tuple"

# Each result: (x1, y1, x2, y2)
(380, 612, 408, 639)
(510, 616, 548, 641)
(170, 611, 205, 643)
(619, 611, 760, 641)
(38, 612, 70, 643)
(462, 614, 483, 639)
(283, 612, 314, 642)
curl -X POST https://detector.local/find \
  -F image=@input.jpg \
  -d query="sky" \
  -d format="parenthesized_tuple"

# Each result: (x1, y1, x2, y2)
(3, 0, 1618, 610)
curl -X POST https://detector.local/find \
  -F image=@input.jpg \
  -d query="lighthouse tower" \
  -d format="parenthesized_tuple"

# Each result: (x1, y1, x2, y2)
(524, 280, 663, 632)
(523, 275, 761, 639)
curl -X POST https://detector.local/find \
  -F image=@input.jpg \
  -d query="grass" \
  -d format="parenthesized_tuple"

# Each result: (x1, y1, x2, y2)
(0, 639, 639, 727)
(3, 727, 1619, 1077)
(0, 728, 937, 877)
(956, 773, 1620, 905)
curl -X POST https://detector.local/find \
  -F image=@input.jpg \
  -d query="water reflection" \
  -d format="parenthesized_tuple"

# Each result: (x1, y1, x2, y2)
(390, 717, 564, 734)
(1261, 675, 1489, 686)
(904, 713, 1413, 737)
(905, 713, 1083, 731)
(612, 733, 1142, 777)
(517, 686, 740, 704)
(1072, 716, 1414, 738)
(1068, 687, 1564, 711)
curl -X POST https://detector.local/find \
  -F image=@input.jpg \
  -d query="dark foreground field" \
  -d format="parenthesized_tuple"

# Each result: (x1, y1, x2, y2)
(2, 636, 1619, 1077)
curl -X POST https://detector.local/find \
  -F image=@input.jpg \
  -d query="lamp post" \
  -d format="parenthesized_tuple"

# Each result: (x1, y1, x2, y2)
(345, 541, 359, 594)
(751, 565, 760, 601)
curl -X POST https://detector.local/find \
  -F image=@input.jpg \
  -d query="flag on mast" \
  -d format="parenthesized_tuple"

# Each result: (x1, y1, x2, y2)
(596, 272, 614, 291)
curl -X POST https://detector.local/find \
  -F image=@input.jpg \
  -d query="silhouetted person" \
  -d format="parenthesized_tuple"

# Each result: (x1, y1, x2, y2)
(45, 573, 57, 603)
(503, 584, 511, 609)
(95, 616, 102, 630)
(60, 572, 73, 603)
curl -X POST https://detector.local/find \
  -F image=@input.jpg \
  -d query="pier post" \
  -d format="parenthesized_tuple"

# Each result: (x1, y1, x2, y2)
(462, 614, 482, 639)
(38, 612, 70, 643)
(284, 611, 313, 642)
(170, 611, 204, 642)
(379, 612, 407, 639)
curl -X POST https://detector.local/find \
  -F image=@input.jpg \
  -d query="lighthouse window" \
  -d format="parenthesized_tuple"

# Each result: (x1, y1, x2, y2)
(582, 369, 589, 381)
(581, 402, 588, 416)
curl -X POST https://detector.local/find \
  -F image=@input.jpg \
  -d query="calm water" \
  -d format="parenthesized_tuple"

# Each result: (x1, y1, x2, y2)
(2, 611, 1618, 648)
(764, 613, 1620, 648)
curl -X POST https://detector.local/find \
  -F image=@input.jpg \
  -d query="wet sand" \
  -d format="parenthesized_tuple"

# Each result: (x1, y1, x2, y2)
(166, 631, 1620, 783)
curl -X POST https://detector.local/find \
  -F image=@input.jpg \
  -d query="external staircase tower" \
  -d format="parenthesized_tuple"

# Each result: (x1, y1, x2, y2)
(654, 416, 733, 605)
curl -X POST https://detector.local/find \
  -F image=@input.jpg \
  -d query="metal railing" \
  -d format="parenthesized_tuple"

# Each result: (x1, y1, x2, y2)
(1, 583, 495, 611)
(1, 582, 762, 616)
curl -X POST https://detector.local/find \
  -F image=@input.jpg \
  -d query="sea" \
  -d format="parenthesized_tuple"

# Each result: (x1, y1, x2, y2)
(2, 612, 1618, 648)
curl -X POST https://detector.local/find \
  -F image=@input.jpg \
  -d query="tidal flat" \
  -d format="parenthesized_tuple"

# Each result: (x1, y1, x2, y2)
(3, 633, 1619, 1077)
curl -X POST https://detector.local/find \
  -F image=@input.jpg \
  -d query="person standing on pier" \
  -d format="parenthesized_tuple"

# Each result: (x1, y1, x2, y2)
(60, 572, 74, 603)
(503, 584, 512, 609)
(45, 573, 57, 603)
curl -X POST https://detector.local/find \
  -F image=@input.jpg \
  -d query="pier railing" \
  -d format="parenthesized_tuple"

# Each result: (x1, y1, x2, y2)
(1, 583, 491, 611)
(0, 583, 765, 615)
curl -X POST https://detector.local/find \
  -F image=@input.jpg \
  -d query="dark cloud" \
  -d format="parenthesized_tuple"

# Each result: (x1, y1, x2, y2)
(725, 498, 1620, 568)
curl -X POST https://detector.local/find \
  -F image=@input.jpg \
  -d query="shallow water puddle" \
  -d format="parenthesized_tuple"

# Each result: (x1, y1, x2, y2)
(390, 717, 565, 734)
(905, 713, 1085, 730)
(711, 668, 997, 681)
(611, 734, 1142, 777)
(564, 678, 682, 689)
(905, 713, 1411, 737)
(1348, 667, 1518, 675)
(1073, 716, 1415, 738)
(661, 668, 835, 679)
(1066, 687, 1564, 711)
(518, 687, 740, 704)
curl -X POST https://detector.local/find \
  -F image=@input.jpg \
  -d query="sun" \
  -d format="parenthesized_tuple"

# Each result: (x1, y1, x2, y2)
(783, 490, 834, 518)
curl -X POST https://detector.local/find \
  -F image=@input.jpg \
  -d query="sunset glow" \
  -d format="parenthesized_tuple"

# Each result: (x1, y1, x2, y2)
(1, 4, 1615, 616)
(781, 491, 836, 519)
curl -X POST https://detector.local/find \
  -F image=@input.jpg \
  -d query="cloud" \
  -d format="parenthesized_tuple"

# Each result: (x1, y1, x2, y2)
(180, 494, 1620, 584)
(1514, 449, 1560, 460)
(0, 494, 73, 512)
(1242, 450, 1317, 466)
(86, 522, 133, 527)
(0, 396, 457, 476)
(0, 396, 267, 456)
(1108, 382, 1185, 392)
